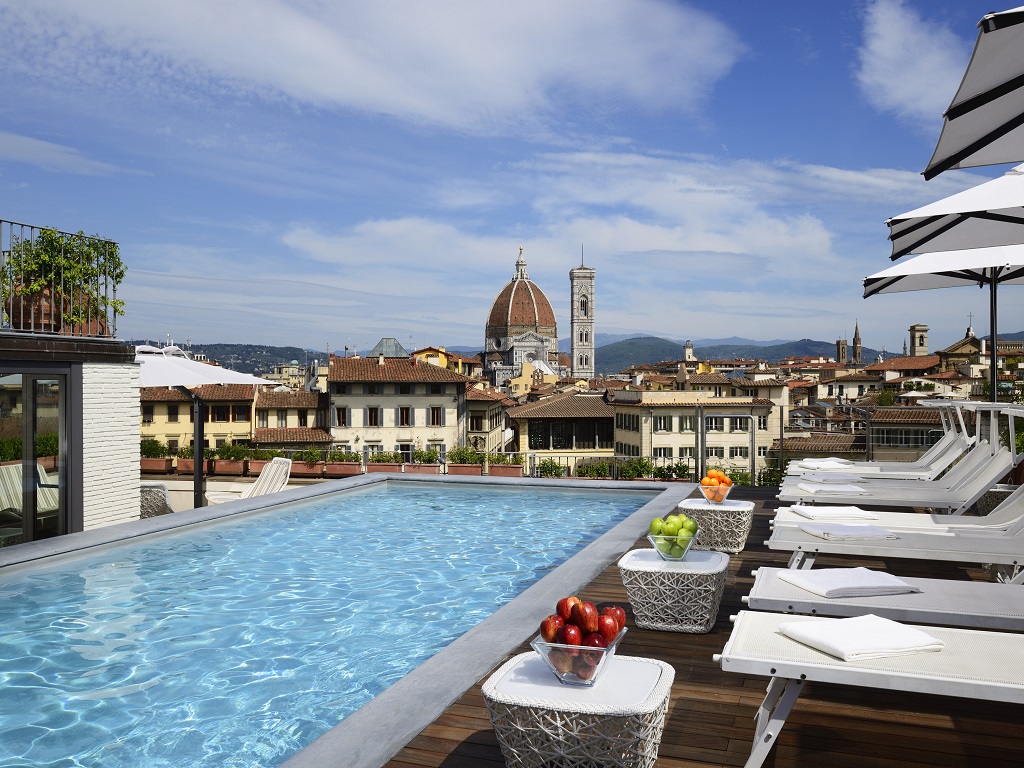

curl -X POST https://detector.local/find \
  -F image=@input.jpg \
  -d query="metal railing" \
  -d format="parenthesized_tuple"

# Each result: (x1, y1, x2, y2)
(1, 220, 121, 338)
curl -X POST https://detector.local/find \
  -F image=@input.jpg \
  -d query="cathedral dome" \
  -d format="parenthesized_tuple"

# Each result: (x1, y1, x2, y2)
(485, 250, 557, 337)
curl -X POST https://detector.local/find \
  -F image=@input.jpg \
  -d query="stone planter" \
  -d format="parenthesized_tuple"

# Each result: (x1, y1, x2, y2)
(366, 462, 403, 473)
(404, 463, 441, 474)
(140, 458, 173, 474)
(446, 463, 482, 476)
(176, 459, 211, 475)
(290, 461, 324, 478)
(325, 461, 362, 478)
(486, 464, 524, 478)
(212, 459, 247, 476)
(248, 459, 272, 476)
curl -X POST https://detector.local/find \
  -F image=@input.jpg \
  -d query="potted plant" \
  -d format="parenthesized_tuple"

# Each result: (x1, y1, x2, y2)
(1, 228, 125, 335)
(574, 460, 609, 480)
(537, 458, 566, 478)
(291, 446, 325, 478)
(485, 452, 524, 478)
(248, 447, 285, 476)
(176, 444, 214, 475)
(366, 450, 403, 473)
(325, 449, 362, 478)
(405, 445, 440, 474)
(213, 442, 248, 476)
(140, 438, 173, 474)
(36, 431, 60, 471)
(618, 457, 654, 480)
(444, 445, 482, 476)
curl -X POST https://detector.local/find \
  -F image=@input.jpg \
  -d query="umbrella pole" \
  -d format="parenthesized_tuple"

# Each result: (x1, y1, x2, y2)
(177, 386, 207, 508)
(990, 271, 999, 404)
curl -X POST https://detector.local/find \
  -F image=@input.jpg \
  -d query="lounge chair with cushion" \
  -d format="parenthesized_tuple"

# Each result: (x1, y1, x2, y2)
(714, 610, 1024, 768)
(206, 457, 291, 505)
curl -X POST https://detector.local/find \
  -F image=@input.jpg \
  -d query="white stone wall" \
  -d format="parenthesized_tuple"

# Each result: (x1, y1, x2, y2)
(82, 361, 141, 529)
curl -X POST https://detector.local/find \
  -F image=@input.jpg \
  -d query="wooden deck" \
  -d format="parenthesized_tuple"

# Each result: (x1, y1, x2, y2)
(383, 488, 1024, 768)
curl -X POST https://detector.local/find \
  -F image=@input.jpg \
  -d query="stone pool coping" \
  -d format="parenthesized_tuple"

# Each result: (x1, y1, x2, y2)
(0, 474, 695, 768)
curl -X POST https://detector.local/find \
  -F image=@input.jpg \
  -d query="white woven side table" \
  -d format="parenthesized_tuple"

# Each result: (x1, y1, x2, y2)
(482, 652, 674, 768)
(675, 497, 754, 553)
(618, 549, 729, 633)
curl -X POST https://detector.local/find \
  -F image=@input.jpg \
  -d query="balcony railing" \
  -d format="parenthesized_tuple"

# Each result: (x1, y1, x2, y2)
(1, 220, 122, 339)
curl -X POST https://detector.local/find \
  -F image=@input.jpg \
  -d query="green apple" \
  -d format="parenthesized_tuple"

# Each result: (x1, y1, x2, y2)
(655, 538, 673, 554)
(649, 517, 664, 535)
(682, 518, 699, 533)
(669, 544, 686, 558)
(662, 519, 681, 537)
(664, 514, 680, 528)
(676, 530, 694, 546)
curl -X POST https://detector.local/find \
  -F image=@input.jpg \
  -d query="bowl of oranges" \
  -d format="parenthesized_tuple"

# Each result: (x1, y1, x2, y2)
(698, 469, 733, 503)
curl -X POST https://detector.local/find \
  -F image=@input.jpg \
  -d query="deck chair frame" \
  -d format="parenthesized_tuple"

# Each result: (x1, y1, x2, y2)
(206, 457, 292, 504)
(714, 611, 1024, 768)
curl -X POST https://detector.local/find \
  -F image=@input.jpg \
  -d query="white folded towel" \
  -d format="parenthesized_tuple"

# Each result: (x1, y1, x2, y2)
(797, 482, 868, 495)
(799, 472, 868, 483)
(777, 567, 921, 598)
(798, 523, 898, 540)
(796, 457, 854, 469)
(779, 614, 944, 661)
(789, 505, 879, 521)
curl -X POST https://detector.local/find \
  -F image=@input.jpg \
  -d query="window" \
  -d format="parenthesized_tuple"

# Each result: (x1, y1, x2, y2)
(367, 407, 381, 427)
(706, 446, 724, 459)
(575, 421, 596, 449)
(257, 410, 268, 429)
(529, 420, 550, 450)
(215, 438, 226, 449)
(730, 417, 747, 432)
(679, 447, 694, 459)
(430, 406, 443, 426)
(679, 416, 693, 432)
(758, 415, 769, 431)
(336, 408, 349, 427)
(167, 404, 179, 423)
(213, 405, 229, 422)
(334, 383, 348, 395)
(597, 421, 613, 449)
(298, 410, 308, 427)
(730, 446, 749, 459)
(366, 384, 382, 395)
(580, 296, 588, 316)
(167, 439, 179, 454)
(399, 406, 412, 427)
(232, 405, 249, 422)
(142, 404, 154, 424)
(713, 386, 723, 397)
(398, 443, 413, 462)
(277, 410, 287, 428)
(430, 383, 445, 395)
(757, 446, 768, 457)
(469, 414, 483, 431)
(654, 415, 672, 432)
(653, 447, 672, 458)
(551, 420, 571, 450)
(399, 383, 412, 395)
(706, 417, 724, 432)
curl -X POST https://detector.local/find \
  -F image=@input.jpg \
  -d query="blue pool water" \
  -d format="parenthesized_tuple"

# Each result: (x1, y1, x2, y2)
(0, 483, 652, 768)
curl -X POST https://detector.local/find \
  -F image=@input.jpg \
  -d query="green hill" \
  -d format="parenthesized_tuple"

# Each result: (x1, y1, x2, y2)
(595, 337, 687, 374)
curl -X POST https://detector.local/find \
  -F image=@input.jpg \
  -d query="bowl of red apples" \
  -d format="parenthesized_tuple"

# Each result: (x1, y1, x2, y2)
(530, 595, 627, 685)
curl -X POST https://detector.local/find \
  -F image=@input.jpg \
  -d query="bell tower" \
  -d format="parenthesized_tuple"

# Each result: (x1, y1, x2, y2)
(570, 250, 596, 380)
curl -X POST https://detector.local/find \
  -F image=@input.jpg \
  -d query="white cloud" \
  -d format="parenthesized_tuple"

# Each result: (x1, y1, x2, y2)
(0, 131, 135, 175)
(856, 0, 971, 130)
(0, 0, 745, 135)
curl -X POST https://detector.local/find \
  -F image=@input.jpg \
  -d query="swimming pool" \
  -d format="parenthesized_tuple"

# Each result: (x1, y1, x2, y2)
(0, 481, 656, 768)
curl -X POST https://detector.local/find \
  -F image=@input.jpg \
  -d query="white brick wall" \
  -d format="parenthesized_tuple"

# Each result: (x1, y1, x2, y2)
(82, 361, 141, 529)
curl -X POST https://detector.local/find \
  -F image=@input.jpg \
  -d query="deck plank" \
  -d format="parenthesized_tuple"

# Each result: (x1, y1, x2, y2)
(382, 489, 1024, 768)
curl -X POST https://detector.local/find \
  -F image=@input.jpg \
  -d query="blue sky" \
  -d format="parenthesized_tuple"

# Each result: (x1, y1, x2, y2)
(0, 0, 1018, 356)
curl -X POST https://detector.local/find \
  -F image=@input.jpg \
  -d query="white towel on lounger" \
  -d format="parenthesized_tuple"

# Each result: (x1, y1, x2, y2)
(777, 567, 920, 598)
(797, 523, 898, 540)
(797, 482, 868, 495)
(789, 505, 879, 521)
(796, 458, 854, 469)
(799, 472, 869, 483)
(779, 614, 943, 661)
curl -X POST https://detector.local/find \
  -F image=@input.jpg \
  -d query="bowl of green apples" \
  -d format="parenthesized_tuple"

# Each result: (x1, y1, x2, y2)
(646, 513, 700, 561)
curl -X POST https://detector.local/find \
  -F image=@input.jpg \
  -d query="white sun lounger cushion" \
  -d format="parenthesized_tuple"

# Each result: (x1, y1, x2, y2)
(778, 614, 944, 661)
(796, 483, 868, 495)
(789, 505, 879, 521)
(798, 472, 870, 484)
(797, 523, 898, 541)
(776, 567, 921, 599)
(796, 458, 854, 469)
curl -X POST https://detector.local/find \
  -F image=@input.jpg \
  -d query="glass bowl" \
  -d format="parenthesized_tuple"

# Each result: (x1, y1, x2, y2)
(647, 530, 700, 561)
(698, 483, 732, 503)
(530, 627, 627, 686)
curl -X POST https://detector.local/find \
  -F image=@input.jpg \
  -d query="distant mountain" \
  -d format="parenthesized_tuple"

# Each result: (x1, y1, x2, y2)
(594, 337, 687, 375)
(688, 336, 793, 347)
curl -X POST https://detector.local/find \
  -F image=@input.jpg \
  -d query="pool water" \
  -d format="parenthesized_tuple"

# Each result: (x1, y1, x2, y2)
(0, 483, 652, 768)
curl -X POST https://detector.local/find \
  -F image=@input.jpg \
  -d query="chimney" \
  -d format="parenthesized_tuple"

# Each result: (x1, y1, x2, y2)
(378, 354, 385, 366)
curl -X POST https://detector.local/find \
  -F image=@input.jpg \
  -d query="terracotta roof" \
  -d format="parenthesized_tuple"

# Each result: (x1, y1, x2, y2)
(829, 372, 883, 383)
(140, 386, 191, 402)
(465, 386, 507, 402)
(190, 384, 259, 402)
(687, 373, 730, 384)
(728, 376, 788, 387)
(863, 355, 940, 372)
(870, 408, 943, 424)
(253, 428, 332, 444)
(328, 357, 474, 383)
(771, 434, 865, 453)
(509, 392, 613, 419)
(256, 390, 324, 408)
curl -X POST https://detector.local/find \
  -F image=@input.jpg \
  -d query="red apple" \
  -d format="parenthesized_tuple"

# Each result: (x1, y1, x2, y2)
(596, 614, 619, 644)
(539, 614, 564, 643)
(581, 632, 608, 665)
(556, 595, 582, 622)
(572, 654, 596, 680)
(548, 648, 574, 674)
(556, 623, 582, 654)
(602, 605, 626, 633)
(571, 601, 599, 635)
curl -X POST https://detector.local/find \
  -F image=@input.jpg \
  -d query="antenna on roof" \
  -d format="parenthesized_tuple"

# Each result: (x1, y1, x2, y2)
(581, 243, 584, 266)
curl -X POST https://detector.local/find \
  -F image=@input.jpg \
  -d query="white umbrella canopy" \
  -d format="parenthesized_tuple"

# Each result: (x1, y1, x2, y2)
(924, 6, 1024, 180)
(888, 165, 1024, 259)
(864, 245, 1024, 400)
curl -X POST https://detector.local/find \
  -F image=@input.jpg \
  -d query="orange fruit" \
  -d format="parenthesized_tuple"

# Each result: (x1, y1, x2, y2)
(722, 476, 733, 487)
(700, 476, 712, 486)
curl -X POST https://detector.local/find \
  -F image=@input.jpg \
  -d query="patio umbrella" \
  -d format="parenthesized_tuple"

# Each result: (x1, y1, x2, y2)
(888, 164, 1024, 259)
(135, 346, 274, 508)
(864, 245, 1024, 401)
(924, 6, 1024, 179)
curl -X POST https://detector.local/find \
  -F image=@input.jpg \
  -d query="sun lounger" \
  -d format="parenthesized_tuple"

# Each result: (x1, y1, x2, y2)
(206, 457, 291, 504)
(0, 462, 60, 516)
(766, 522, 1024, 582)
(714, 610, 1024, 768)
(744, 566, 1024, 630)
(786, 434, 972, 480)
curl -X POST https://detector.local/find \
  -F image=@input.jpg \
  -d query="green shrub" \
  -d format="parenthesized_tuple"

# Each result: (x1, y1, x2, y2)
(445, 445, 481, 464)
(618, 457, 654, 480)
(652, 465, 674, 480)
(298, 447, 324, 465)
(725, 469, 751, 486)
(177, 444, 215, 459)
(0, 437, 22, 462)
(537, 458, 565, 477)
(327, 450, 361, 462)
(36, 432, 59, 458)
(216, 442, 249, 461)
(250, 447, 285, 460)
(670, 461, 691, 479)
(140, 438, 168, 459)
(412, 447, 439, 464)
(576, 460, 610, 478)
(367, 451, 403, 463)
